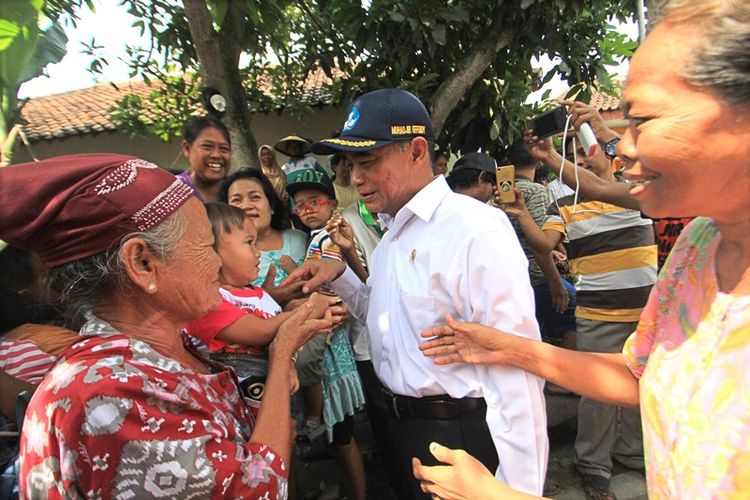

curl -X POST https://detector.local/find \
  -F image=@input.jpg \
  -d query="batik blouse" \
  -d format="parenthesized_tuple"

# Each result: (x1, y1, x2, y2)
(19, 315, 287, 499)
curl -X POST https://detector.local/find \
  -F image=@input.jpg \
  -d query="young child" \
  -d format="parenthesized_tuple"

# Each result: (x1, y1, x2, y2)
(184, 202, 299, 417)
(286, 167, 367, 500)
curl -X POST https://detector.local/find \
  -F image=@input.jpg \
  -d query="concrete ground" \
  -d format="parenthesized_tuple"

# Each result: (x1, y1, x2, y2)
(293, 390, 647, 499)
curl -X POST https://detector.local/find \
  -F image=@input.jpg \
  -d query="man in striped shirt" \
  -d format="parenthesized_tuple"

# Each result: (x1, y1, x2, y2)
(503, 135, 656, 499)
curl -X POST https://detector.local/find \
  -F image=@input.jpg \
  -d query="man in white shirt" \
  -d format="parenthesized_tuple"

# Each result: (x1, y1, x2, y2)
(285, 89, 547, 498)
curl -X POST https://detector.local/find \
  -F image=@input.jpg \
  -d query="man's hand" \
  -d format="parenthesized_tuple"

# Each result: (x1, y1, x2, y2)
(282, 259, 347, 294)
(549, 278, 570, 314)
(412, 442, 506, 500)
(419, 314, 516, 366)
(523, 129, 555, 163)
(496, 187, 529, 219)
(560, 99, 619, 145)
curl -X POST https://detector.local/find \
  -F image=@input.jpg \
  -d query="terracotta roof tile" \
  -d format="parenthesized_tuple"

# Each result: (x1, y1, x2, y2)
(21, 70, 336, 143)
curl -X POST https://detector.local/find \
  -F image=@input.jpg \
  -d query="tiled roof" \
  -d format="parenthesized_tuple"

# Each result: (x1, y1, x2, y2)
(20, 70, 336, 143)
(20, 81, 157, 142)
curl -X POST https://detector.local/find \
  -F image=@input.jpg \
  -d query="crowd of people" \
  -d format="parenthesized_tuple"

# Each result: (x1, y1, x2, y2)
(0, 0, 748, 499)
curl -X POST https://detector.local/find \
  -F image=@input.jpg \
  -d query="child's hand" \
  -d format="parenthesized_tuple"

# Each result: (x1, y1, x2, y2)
(330, 300, 352, 328)
(278, 255, 299, 275)
(289, 362, 300, 394)
(325, 214, 355, 252)
(283, 297, 310, 312)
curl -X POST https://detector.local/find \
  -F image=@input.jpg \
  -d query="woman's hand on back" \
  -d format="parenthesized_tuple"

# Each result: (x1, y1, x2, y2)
(420, 314, 516, 366)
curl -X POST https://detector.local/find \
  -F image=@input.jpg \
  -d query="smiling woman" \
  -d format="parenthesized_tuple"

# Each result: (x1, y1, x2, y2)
(412, 0, 750, 499)
(176, 116, 232, 202)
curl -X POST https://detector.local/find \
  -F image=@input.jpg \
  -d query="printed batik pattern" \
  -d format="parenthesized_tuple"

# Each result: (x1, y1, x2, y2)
(19, 316, 287, 499)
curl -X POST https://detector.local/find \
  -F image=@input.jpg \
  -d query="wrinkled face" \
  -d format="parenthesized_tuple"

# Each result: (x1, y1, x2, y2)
(293, 189, 337, 230)
(217, 217, 260, 287)
(346, 142, 416, 216)
(182, 126, 231, 184)
(432, 155, 448, 176)
(259, 147, 275, 168)
(227, 178, 274, 235)
(618, 23, 750, 219)
(158, 199, 222, 320)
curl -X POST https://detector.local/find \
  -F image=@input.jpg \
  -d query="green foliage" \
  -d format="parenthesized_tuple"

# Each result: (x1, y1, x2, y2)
(290, 0, 636, 158)
(0, 0, 78, 165)
(109, 1, 637, 160)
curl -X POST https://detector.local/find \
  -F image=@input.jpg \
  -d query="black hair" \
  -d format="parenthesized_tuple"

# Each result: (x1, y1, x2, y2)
(508, 139, 536, 168)
(204, 202, 248, 250)
(220, 168, 291, 230)
(446, 168, 494, 191)
(182, 115, 231, 145)
(534, 164, 551, 184)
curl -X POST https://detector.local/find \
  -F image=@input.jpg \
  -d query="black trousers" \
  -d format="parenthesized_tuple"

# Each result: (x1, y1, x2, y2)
(356, 361, 412, 498)
(382, 391, 499, 500)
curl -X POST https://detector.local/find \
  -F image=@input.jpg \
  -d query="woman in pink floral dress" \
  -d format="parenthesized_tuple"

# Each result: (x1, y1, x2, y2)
(413, 0, 750, 498)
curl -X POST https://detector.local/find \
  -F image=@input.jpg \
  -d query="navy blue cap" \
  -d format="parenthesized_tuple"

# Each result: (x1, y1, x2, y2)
(286, 167, 335, 199)
(312, 89, 435, 154)
(451, 152, 497, 176)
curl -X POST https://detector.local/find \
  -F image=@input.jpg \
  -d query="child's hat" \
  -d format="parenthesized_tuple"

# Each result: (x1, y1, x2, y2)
(286, 166, 335, 199)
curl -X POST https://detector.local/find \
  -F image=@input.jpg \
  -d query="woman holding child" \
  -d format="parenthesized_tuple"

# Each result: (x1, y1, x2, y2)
(0, 154, 334, 498)
(221, 168, 307, 303)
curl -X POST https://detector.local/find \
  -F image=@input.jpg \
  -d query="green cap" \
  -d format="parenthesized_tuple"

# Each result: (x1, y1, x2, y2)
(285, 166, 335, 199)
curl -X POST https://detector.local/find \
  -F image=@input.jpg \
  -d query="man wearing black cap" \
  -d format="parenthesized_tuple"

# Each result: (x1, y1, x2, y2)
(445, 151, 498, 203)
(285, 89, 547, 498)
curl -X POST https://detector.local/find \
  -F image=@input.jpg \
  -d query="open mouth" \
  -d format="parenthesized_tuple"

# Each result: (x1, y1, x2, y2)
(207, 162, 224, 172)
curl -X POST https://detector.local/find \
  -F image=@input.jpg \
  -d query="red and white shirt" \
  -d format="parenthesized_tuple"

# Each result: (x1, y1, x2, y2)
(0, 338, 56, 384)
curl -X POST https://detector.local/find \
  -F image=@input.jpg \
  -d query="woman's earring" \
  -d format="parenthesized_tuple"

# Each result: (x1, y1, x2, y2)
(147, 283, 157, 293)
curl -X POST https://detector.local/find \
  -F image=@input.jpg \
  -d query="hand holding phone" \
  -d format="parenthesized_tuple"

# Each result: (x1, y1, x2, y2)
(495, 165, 516, 204)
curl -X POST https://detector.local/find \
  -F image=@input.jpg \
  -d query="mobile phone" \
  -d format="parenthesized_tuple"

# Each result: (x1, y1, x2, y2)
(495, 165, 516, 204)
(530, 106, 568, 138)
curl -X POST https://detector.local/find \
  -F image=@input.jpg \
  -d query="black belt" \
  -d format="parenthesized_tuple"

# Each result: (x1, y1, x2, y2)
(381, 387, 486, 421)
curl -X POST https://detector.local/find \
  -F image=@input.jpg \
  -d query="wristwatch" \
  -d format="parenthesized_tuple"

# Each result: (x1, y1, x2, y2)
(604, 138, 620, 159)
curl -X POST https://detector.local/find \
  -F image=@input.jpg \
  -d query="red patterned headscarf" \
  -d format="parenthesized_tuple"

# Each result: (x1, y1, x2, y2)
(0, 154, 194, 267)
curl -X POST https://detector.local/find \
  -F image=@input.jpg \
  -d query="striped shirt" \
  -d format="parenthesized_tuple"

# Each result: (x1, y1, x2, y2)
(512, 177, 549, 285)
(0, 338, 56, 384)
(542, 193, 657, 322)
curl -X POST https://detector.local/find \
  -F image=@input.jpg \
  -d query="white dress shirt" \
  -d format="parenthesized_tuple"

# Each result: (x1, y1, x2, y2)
(331, 175, 548, 495)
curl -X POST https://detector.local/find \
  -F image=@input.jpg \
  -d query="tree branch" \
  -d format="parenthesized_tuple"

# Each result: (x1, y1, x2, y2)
(430, 25, 514, 135)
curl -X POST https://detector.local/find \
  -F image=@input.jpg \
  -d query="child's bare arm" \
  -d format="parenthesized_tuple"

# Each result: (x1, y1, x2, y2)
(326, 215, 369, 282)
(216, 311, 292, 346)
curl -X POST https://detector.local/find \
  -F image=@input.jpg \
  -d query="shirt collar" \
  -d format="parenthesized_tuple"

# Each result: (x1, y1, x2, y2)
(378, 175, 450, 235)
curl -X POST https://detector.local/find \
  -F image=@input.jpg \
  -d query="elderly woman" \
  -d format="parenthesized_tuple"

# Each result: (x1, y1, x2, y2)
(221, 168, 308, 304)
(177, 116, 232, 202)
(0, 154, 333, 498)
(414, 0, 750, 498)
(258, 144, 288, 204)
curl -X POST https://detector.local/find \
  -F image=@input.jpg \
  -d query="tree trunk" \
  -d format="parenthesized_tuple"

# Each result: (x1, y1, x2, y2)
(183, 0, 259, 170)
(430, 26, 514, 136)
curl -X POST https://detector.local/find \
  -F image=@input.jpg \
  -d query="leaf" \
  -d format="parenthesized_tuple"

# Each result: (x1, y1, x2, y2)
(18, 21, 68, 83)
(432, 23, 446, 45)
